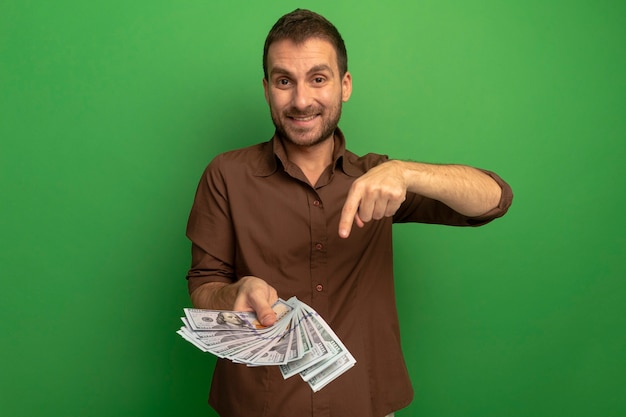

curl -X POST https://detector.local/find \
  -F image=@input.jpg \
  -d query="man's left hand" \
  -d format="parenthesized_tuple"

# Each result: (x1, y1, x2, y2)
(338, 160, 407, 238)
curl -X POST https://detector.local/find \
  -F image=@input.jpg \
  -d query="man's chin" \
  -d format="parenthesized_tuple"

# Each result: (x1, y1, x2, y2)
(276, 125, 337, 148)
(278, 131, 327, 147)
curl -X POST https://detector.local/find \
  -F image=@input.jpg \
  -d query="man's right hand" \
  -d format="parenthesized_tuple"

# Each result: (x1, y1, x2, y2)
(232, 276, 279, 326)
(190, 276, 279, 327)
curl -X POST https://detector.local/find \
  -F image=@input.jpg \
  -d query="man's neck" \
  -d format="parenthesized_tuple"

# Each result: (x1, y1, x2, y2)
(282, 136, 335, 186)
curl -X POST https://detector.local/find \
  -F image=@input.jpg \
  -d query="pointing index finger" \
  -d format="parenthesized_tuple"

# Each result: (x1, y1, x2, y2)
(338, 187, 362, 238)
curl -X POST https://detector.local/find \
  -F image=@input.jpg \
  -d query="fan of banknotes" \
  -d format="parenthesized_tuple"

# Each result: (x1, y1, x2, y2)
(176, 297, 356, 392)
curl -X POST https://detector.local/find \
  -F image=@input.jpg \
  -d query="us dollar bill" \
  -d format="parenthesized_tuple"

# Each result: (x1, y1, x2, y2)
(184, 298, 293, 332)
(307, 352, 356, 392)
(177, 297, 355, 391)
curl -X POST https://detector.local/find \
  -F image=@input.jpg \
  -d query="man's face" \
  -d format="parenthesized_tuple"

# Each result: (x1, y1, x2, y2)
(263, 38, 352, 147)
(222, 312, 243, 325)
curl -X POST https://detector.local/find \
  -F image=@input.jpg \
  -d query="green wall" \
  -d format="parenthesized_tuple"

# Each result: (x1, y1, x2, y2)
(2, 1, 624, 416)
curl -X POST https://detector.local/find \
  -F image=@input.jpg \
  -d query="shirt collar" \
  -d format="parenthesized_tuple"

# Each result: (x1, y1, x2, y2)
(253, 128, 362, 178)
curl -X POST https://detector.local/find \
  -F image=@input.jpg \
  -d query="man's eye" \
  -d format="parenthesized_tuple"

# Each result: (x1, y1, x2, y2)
(278, 79, 290, 85)
(314, 77, 325, 83)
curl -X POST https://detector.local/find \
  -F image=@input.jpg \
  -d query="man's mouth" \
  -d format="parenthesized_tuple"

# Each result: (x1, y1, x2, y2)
(289, 114, 318, 122)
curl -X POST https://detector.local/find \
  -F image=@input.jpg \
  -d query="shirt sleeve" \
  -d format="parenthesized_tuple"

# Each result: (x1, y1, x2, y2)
(185, 155, 237, 294)
(393, 168, 513, 226)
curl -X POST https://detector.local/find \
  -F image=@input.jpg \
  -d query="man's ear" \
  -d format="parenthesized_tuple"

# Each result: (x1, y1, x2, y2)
(341, 71, 353, 102)
(263, 77, 270, 104)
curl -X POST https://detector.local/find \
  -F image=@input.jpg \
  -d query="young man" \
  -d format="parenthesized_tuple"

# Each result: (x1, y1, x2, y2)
(186, 9, 513, 417)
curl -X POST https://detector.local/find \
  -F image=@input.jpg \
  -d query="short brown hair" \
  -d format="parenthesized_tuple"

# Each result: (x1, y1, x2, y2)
(263, 9, 348, 79)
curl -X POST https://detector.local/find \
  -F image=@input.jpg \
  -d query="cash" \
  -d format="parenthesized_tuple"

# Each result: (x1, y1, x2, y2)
(176, 297, 356, 392)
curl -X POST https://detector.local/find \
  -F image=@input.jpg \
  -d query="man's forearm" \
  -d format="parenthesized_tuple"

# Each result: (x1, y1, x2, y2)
(399, 160, 502, 217)
(190, 282, 235, 310)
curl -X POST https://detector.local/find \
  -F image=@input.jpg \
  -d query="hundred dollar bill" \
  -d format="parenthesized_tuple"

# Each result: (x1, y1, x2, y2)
(177, 297, 356, 392)
(176, 327, 210, 352)
(232, 311, 296, 364)
(211, 313, 295, 361)
(245, 325, 294, 365)
(187, 329, 248, 350)
(286, 318, 303, 361)
(214, 335, 266, 359)
(184, 299, 293, 332)
(297, 306, 351, 382)
(296, 310, 312, 353)
(279, 309, 333, 379)
(254, 309, 304, 364)
(307, 352, 356, 392)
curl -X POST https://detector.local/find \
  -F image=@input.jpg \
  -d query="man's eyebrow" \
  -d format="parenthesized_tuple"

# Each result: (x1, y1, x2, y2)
(269, 64, 335, 78)
(308, 64, 334, 76)
(270, 66, 291, 76)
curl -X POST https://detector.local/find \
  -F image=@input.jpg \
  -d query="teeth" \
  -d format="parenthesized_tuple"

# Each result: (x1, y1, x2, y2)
(292, 115, 316, 121)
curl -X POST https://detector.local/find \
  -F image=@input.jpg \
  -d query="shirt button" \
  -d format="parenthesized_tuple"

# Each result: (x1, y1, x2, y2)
(313, 200, 322, 207)
(315, 243, 323, 250)
(316, 284, 323, 292)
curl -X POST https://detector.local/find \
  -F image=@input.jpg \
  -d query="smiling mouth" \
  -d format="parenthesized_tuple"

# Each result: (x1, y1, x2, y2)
(288, 114, 319, 122)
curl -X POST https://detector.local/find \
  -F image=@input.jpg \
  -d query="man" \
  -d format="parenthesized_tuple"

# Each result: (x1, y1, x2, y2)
(186, 9, 513, 417)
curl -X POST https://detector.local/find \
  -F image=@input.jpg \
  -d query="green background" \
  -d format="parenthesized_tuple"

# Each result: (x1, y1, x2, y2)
(2, 0, 624, 416)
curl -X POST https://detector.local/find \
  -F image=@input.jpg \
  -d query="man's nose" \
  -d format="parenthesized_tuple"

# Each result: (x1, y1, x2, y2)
(292, 84, 314, 110)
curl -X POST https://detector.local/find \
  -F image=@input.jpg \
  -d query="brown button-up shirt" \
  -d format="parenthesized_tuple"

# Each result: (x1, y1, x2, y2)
(186, 129, 513, 417)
